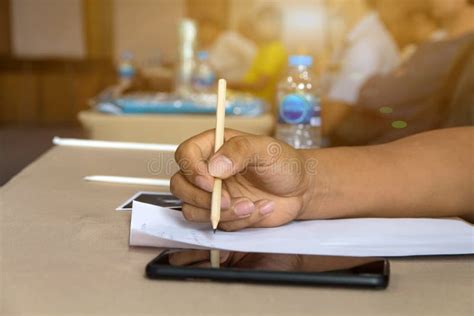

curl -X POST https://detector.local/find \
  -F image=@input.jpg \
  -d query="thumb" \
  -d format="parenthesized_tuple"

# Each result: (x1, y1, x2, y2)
(208, 135, 281, 179)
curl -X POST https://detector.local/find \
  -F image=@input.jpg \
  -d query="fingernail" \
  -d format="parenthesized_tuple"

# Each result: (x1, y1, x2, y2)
(195, 175, 213, 192)
(259, 200, 275, 215)
(233, 200, 255, 217)
(209, 155, 233, 178)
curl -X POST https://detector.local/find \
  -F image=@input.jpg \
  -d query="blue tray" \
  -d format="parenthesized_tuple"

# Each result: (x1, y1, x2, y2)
(95, 92, 266, 117)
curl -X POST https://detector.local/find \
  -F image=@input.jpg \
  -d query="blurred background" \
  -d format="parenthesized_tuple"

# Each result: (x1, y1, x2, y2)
(0, 0, 472, 185)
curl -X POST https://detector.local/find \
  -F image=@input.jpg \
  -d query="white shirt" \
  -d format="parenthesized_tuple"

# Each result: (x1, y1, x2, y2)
(328, 12, 400, 104)
(208, 31, 257, 82)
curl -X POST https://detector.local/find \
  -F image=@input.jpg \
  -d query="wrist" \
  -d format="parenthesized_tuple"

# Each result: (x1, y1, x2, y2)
(297, 149, 330, 220)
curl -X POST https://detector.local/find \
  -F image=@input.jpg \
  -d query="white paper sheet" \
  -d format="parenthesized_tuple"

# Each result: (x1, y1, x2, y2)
(130, 201, 474, 257)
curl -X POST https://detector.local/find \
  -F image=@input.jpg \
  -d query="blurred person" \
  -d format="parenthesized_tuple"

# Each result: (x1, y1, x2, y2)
(376, 0, 441, 49)
(228, 5, 287, 106)
(170, 127, 473, 231)
(399, 14, 445, 62)
(325, 0, 473, 146)
(204, 16, 257, 82)
(431, 0, 474, 37)
(325, 0, 400, 105)
(391, 3, 447, 62)
(325, 0, 442, 106)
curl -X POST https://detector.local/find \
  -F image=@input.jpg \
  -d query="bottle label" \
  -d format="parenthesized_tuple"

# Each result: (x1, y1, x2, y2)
(192, 69, 215, 90)
(279, 93, 320, 125)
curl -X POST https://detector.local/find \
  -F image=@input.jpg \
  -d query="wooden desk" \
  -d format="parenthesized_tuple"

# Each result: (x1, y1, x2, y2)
(1, 146, 473, 315)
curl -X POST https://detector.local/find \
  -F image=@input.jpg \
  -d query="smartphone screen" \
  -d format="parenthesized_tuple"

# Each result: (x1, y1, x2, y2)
(146, 249, 390, 289)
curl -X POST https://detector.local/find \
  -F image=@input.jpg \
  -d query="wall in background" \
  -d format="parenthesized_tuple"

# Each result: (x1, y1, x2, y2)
(0, 0, 11, 56)
(0, 59, 115, 125)
(83, 0, 114, 59)
(7, 0, 351, 61)
(8, 0, 185, 63)
(114, 0, 185, 65)
(186, 0, 229, 29)
(10, 0, 86, 58)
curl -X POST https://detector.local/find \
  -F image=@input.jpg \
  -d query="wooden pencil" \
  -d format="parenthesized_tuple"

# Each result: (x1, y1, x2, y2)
(210, 78, 227, 232)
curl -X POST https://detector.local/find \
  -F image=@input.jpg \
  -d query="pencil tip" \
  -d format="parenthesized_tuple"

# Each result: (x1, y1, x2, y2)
(213, 229, 217, 234)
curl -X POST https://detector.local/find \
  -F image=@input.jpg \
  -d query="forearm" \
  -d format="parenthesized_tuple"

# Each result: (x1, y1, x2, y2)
(299, 127, 474, 220)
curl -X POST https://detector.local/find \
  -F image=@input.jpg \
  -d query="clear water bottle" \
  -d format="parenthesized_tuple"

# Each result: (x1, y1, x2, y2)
(112, 51, 136, 97)
(275, 55, 321, 148)
(192, 51, 215, 93)
(176, 19, 197, 96)
(117, 51, 135, 85)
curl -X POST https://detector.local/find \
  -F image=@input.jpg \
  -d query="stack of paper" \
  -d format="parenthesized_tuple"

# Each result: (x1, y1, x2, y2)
(130, 201, 474, 257)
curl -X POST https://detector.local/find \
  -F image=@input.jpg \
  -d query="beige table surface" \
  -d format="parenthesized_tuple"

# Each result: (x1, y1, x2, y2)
(78, 111, 275, 144)
(1, 146, 473, 316)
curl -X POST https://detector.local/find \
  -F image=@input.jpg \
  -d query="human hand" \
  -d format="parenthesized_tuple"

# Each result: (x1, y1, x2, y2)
(170, 129, 315, 231)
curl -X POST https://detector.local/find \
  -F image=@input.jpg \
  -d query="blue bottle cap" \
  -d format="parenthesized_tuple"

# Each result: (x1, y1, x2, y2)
(289, 55, 313, 67)
(197, 51, 209, 60)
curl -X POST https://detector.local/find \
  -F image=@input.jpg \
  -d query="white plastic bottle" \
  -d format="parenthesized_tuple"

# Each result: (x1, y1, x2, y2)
(192, 51, 215, 93)
(111, 51, 136, 98)
(176, 19, 197, 96)
(117, 51, 135, 86)
(275, 55, 321, 148)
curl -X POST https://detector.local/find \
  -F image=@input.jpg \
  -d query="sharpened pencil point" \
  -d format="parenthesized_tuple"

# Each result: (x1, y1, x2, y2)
(213, 229, 217, 234)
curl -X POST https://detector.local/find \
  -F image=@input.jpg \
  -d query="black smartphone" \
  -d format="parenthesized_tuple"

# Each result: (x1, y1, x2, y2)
(146, 250, 390, 289)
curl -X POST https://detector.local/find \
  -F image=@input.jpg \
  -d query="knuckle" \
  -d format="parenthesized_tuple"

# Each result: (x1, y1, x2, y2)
(219, 216, 256, 231)
(174, 143, 185, 163)
(189, 193, 201, 207)
(169, 173, 180, 195)
(231, 136, 253, 152)
(174, 144, 191, 170)
(219, 209, 236, 222)
(182, 204, 194, 221)
(219, 222, 238, 232)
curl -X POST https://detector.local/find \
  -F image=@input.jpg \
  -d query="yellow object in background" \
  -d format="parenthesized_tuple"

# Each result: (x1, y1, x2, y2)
(243, 41, 287, 104)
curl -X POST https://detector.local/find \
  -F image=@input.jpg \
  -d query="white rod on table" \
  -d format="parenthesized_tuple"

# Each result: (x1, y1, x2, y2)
(53, 137, 178, 152)
(84, 175, 170, 187)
